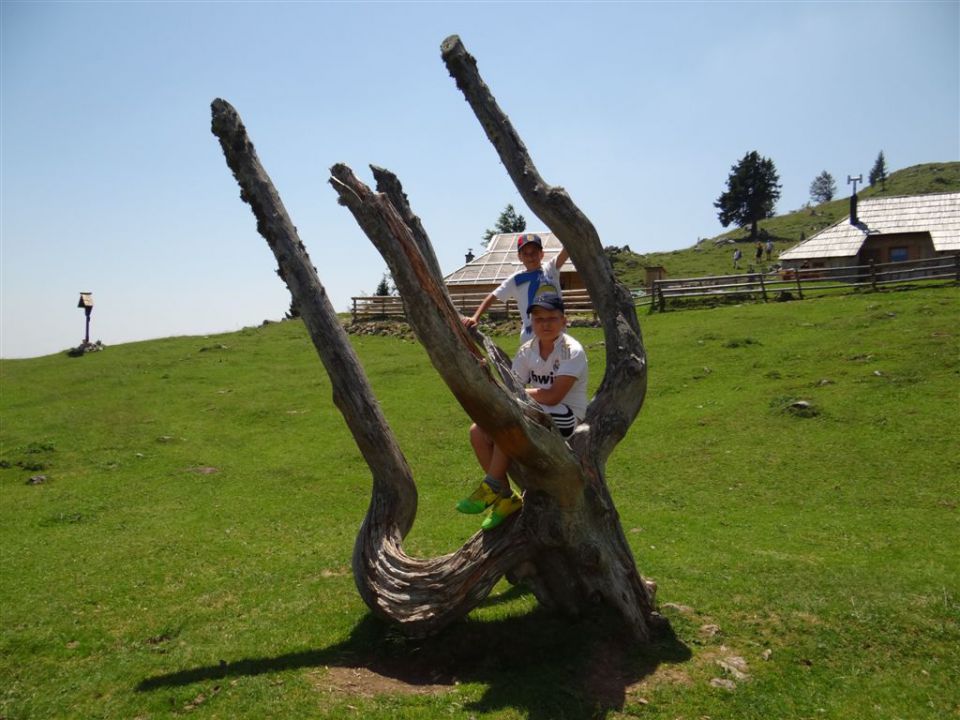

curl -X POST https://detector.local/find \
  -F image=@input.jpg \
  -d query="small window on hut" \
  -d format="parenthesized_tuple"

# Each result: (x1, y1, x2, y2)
(889, 247, 909, 263)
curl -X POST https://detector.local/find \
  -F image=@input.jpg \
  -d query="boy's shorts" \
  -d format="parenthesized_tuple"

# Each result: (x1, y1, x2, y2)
(538, 403, 579, 438)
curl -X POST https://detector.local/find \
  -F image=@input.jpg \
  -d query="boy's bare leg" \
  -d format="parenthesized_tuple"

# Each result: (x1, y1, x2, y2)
(458, 424, 507, 515)
(469, 423, 494, 472)
(469, 423, 511, 495)
(486, 445, 511, 496)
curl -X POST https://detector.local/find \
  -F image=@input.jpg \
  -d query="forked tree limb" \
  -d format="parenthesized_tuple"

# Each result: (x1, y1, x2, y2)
(370, 165, 444, 285)
(210, 31, 659, 640)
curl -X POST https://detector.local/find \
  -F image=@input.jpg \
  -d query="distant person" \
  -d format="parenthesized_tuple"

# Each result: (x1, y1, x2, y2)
(462, 234, 569, 344)
(457, 294, 587, 530)
(755, 240, 764, 263)
(765, 238, 774, 260)
(733, 247, 742, 269)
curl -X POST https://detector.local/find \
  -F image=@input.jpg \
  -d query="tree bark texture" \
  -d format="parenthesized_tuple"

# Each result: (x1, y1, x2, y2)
(210, 35, 658, 640)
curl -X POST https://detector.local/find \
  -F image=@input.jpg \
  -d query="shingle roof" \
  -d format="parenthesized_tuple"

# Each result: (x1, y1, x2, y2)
(779, 192, 960, 261)
(444, 232, 577, 286)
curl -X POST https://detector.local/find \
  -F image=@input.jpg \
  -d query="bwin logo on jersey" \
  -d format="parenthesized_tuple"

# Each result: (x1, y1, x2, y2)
(531, 371, 555, 385)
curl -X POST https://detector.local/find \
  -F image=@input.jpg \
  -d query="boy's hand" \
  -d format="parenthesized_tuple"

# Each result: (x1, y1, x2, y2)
(462, 315, 478, 328)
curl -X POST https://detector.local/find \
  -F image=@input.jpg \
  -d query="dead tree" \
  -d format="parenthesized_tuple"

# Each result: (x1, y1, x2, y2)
(210, 35, 659, 641)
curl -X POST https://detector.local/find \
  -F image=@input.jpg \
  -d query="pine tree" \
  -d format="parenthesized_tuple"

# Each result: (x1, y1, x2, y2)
(809, 170, 837, 204)
(869, 151, 888, 189)
(374, 272, 393, 296)
(714, 151, 782, 241)
(482, 204, 526, 247)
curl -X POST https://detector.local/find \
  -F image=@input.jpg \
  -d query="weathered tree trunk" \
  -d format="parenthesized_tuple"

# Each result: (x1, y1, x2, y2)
(210, 34, 659, 640)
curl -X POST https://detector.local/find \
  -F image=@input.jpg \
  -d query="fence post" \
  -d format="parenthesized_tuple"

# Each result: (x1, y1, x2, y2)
(794, 270, 804, 299)
(869, 259, 878, 291)
(657, 283, 666, 313)
(954, 254, 959, 283)
(351, 298, 357, 323)
(759, 273, 768, 302)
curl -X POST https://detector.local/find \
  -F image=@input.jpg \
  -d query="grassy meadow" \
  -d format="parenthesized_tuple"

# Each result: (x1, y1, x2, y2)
(1, 285, 958, 719)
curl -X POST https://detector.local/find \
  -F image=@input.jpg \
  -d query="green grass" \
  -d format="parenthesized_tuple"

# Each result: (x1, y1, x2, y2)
(2, 287, 959, 719)
(611, 162, 960, 285)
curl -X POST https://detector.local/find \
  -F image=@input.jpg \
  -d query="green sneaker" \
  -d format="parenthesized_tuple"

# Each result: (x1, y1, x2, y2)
(456, 480, 500, 514)
(481, 492, 523, 531)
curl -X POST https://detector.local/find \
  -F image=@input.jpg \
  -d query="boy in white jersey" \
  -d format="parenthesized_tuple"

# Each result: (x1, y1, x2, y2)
(462, 233, 569, 344)
(457, 294, 588, 530)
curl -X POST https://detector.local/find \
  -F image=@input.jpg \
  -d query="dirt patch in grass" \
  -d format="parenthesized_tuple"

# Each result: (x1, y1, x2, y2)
(630, 663, 694, 690)
(187, 466, 220, 475)
(311, 665, 454, 698)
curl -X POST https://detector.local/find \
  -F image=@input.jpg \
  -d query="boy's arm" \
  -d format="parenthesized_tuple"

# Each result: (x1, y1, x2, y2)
(526, 375, 576, 406)
(462, 292, 497, 328)
(555, 247, 570, 269)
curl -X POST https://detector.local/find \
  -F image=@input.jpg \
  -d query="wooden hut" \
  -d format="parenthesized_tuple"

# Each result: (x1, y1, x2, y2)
(779, 192, 960, 270)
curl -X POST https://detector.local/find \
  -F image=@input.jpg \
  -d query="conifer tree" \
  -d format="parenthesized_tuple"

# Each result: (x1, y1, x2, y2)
(374, 272, 393, 296)
(482, 204, 526, 247)
(714, 151, 782, 241)
(869, 151, 888, 189)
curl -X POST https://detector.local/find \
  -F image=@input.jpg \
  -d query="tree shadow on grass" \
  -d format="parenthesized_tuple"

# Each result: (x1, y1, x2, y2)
(137, 601, 690, 719)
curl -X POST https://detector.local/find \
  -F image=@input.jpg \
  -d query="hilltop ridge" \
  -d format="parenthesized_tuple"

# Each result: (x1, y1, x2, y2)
(609, 161, 960, 285)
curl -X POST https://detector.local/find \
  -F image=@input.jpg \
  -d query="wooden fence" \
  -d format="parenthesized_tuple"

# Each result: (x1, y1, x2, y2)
(351, 255, 959, 320)
(649, 254, 960, 312)
(351, 288, 596, 322)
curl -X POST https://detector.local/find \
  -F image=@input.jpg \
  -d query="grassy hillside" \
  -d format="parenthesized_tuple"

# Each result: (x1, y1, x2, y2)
(611, 162, 960, 286)
(2, 286, 958, 719)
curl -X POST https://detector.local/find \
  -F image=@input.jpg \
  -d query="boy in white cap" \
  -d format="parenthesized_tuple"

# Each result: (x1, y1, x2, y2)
(462, 233, 569, 344)
(457, 293, 588, 530)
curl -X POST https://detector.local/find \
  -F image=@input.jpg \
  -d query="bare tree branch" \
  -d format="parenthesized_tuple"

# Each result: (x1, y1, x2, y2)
(370, 165, 444, 285)
(440, 35, 647, 465)
(209, 98, 417, 534)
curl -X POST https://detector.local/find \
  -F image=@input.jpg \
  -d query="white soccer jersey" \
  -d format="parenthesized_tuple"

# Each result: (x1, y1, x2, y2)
(512, 332, 588, 420)
(493, 257, 562, 341)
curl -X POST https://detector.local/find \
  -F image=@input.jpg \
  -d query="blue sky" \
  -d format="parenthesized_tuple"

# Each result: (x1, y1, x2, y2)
(2, 1, 957, 358)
